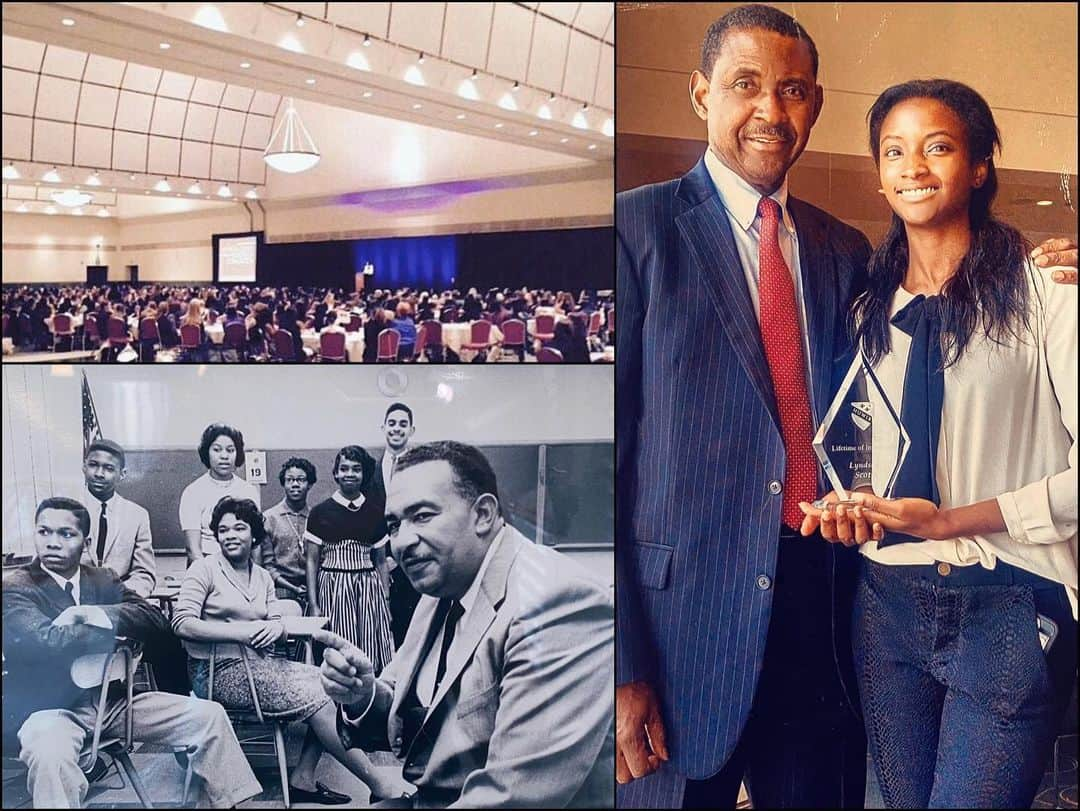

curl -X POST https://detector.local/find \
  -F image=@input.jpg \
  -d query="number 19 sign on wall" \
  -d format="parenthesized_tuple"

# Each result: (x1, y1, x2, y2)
(246, 450, 267, 485)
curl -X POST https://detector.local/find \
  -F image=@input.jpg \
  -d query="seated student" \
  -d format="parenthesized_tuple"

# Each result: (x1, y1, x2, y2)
(2, 497, 262, 810)
(391, 302, 417, 360)
(173, 496, 411, 804)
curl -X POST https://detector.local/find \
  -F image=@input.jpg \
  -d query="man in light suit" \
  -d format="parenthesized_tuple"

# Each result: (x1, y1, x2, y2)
(80, 439, 155, 598)
(616, 6, 1078, 810)
(314, 441, 614, 808)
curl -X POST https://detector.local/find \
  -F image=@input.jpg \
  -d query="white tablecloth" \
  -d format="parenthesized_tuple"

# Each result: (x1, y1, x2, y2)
(441, 322, 504, 357)
(205, 323, 224, 344)
(45, 314, 84, 334)
(526, 314, 567, 335)
(302, 329, 364, 362)
(2, 338, 12, 355)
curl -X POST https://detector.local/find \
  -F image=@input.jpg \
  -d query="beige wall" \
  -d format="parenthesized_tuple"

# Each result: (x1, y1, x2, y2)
(617, 2, 1078, 174)
(3, 176, 612, 283)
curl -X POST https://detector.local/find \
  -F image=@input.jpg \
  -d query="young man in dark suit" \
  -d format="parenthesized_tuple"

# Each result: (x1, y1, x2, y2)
(3, 497, 261, 809)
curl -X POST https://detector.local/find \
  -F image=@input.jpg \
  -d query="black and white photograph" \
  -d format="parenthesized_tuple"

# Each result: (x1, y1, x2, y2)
(1, 363, 614, 808)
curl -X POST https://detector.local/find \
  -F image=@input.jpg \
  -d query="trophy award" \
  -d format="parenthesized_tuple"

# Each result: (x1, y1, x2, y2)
(812, 354, 909, 507)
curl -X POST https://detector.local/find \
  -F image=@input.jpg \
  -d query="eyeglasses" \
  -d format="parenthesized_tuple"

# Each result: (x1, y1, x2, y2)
(283, 477, 308, 484)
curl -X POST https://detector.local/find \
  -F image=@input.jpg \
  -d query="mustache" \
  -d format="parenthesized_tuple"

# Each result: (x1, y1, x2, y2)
(744, 126, 795, 142)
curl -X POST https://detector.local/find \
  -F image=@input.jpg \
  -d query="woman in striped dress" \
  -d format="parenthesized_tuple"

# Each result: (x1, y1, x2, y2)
(305, 445, 394, 673)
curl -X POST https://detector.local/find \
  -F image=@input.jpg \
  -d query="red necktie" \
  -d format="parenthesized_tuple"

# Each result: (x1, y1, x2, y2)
(757, 196, 818, 528)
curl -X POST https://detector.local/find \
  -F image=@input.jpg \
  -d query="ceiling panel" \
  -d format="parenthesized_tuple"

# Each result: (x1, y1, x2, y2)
(3, 114, 33, 160)
(487, 3, 533, 81)
(83, 54, 126, 86)
(147, 135, 180, 175)
(595, 44, 614, 109)
(179, 140, 211, 178)
(41, 45, 87, 80)
(538, 3, 581, 25)
(159, 71, 195, 100)
(190, 78, 226, 106)
(76, 84, 119, 127)
(214, 108, 245, 146)
(121, 63, 162, 93)
(33, 118, 75, 164)
(36, 75, 80, 121)
(388, 3, 445, 58)
(112, 130, 147, 172)
(563, 30, 600, 104)
(2, 36, 45, 71)
(210, 144, 239, 181)
(222, 85, 254, 112)
(575, 3, 613, 40)
(149, 96, 186, 137)
(327, 3, 392, 38)
(250, 91, 280, 117)
(239, 149, 266, 184)
(2, 68, 37, 116)
(528, 15, 569, 91)
(241, 115, 272, 149)
(115, 90, 155, 132)
(183, 103, 218, 141)
(441, 3, 493, 68)
(74, 124, 112, 167)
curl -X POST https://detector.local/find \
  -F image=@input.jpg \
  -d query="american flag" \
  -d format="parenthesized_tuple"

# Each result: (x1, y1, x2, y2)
(82, 370, 102, 453)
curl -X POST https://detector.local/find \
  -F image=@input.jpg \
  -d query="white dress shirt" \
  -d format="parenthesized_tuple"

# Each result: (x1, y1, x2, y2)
(861, 269, 1078, 615)
(382, 447, 406, 490)
(179, 472, 261, 556)
(416, 525, 507, 706)
(703, 148, 816, 401)
(44, 566, 82, 604)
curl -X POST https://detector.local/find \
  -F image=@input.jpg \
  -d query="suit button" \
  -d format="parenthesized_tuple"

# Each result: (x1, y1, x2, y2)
(394, 737, 403, 747)
(768, 480, 783, 495)
(756, 575, 772, 590)
(936, 562, 951, 576)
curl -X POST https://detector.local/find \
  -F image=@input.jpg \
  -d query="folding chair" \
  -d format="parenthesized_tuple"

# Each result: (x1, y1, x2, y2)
(51, 314, 75, 353)
(537, 347, 564, 363)
(420, 320, 444, 363)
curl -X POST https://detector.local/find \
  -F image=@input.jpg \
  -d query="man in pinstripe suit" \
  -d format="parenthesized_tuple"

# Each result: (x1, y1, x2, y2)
(615, 6, 869, 808)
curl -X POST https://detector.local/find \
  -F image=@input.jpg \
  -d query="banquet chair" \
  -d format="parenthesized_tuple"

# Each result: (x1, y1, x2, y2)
(500, 319, 526, 362)
(51, 313, 75, 353)
(537, 347, 564, 363)
(272, 329, 297, 362)
(533, 314, 556, 343)
(138, 318, 160, 363)
(107, 317, 131, 361)
(587, 310, 602, 338)
(81, 313, 101, 351)
(420, 320, 444, 363)
(606, 308, 615, 345)
(345, 314, 363, 333)
(223, 322, 248, 362)
(179, 324, 202, 362)
(462, 320, 493, 362)
(319, 330, 347, 362)
(377, 328, 400, 362)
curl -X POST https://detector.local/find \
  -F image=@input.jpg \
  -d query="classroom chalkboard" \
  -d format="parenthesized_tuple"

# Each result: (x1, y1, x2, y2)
(119, 442, 611, 552)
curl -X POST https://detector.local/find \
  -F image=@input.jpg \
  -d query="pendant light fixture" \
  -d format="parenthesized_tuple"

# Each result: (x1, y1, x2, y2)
(263, 97, 320, 174)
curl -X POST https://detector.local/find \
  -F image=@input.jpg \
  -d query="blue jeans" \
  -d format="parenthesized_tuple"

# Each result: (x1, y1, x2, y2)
(854, 556, 1077, 808)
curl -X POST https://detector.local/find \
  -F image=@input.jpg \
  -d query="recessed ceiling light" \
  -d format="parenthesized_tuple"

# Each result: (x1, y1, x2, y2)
(588, 144, 597, 150)
(529, 130, 538, 136)
(456, 113, 466, 120)
(159, 42, 171, 50)
(61, 17, 75, 26)
(494, 122, 504, 128)
(240, 61, 251, 69)
(1035, 199, 1054, 206)
(412, 103, 422, 110)
(363, 34, 372, 47)
(295, 14, 304, 27)
(560, 137, 569, 144)
(362, 90, 373, 98)
(2, 162, 19, 180)
(305, 78, 316, 85)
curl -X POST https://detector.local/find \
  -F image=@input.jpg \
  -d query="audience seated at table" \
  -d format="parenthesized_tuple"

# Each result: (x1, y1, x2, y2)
(2, 282, 613, 363)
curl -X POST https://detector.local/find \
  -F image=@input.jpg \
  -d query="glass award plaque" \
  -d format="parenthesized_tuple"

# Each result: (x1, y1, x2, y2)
(812, 354, 909, 506)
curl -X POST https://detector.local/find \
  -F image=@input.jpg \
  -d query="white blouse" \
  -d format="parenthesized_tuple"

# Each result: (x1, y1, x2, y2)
(860, 266, 1078, 616)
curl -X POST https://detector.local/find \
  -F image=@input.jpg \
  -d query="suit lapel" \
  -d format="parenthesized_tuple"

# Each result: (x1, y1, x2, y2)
(28, 559, 75, 611)
(675, 159, 779, 429)
(422, 529, 520, 723)
(101, 495, 122, 564)
(789, 199, 837, 425)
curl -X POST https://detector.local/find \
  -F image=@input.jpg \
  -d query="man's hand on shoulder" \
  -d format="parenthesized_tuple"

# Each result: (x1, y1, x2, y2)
(1032, 238, 1078, 284)
(616, 680, 669, 785)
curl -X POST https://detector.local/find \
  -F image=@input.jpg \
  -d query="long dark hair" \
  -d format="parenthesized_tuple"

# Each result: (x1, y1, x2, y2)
(853, 79, 1032, 366)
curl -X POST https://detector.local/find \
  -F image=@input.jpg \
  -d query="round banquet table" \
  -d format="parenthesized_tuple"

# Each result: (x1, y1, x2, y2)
(441, 322, 504, 359)
(302, 329, 364, 362)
